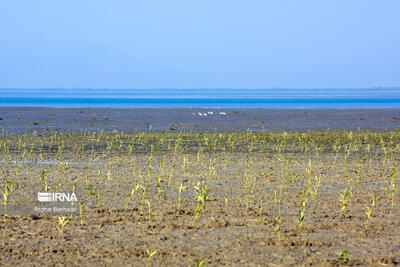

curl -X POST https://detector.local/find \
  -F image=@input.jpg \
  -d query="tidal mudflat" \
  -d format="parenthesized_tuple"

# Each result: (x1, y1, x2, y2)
(0, 131, 399, 265)
(1, 107, 400, 133)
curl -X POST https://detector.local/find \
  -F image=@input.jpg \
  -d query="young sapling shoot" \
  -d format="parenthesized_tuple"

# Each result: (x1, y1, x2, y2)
(58, 216, 70, 233)
(146, 248, 157, 267)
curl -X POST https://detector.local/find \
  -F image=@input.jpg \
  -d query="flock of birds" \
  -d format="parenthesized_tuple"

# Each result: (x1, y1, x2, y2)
(192, 111, 227, 117)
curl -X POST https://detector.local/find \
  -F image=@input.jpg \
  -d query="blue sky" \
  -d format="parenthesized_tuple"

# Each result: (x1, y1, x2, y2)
(1, 1, 399, 89)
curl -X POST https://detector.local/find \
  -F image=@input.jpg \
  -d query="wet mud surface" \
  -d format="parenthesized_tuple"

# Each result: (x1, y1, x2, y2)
(0, 132, 399, 265)
(0, 107, 399, 133)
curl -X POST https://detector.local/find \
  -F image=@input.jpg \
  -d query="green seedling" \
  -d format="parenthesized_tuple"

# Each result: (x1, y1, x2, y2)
(298, 197, 308, 228)
(168, 162, 175, 187)
(15, 163, 21, 179)
(250, 175, 258, 194)
(274, 190, 278, 204)
(97, 191, 101, 208)
(97, 170, 101, 182)
(55, 180, 61, 192)
(365, 196, 375, 225)
(306, 159, 313, 178)
(273, 215, 286, 241)
(345, 173, 354, 198)
(339, 189, 347, 212)
(311, 175, 322, 199)
(124, 183, 140, 209)
(196, 260, 205, 267)
(58, 216, 70, 233)
(193, 181, 210, 225)
(243, 173, 249, 190)
(114, 183, 121, 200)
(5, 179, 13, 195)
(156, 175, 163, 199)
(79, 201, 85, 225)
(208, 157, 216, 179)
(72, 178, 79, 192)
(1, 186, 10, 222)
(87, 184, 96, 196)
(385, 168, 397, 206)
(177, 183, 185, 210)
(146, 248, 157, 267)
(224, 193, 228, 211)
(128, 142, 133, 155)
(159, 157, 165, 174)
(44, 178, 49, 192)
(337, 249, 349, 263)
(107, 164, 112, 180)
(40, 169, 49, 191)
(58, 161, 67, 174)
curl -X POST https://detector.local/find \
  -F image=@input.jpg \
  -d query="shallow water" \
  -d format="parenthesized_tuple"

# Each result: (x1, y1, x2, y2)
(1, 88, 400, 108)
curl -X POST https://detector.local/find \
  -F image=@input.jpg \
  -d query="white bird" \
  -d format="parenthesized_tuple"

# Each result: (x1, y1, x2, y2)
(203, 113, 207, 116)
(198, 113, 203, 116)
(208, 112, 213, 115)
(219, 112, 226, 115)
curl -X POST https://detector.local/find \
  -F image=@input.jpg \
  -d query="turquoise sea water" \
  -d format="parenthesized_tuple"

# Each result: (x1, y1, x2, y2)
(0, 89, 400, 108)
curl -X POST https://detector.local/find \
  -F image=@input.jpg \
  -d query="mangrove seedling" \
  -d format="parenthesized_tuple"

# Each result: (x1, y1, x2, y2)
(298, 197, 308, 228)
(196, 260, 205, 267)
(339, 189, 347, 212)
(337, 249, 349, 264)
(177, 182, 185, 210)
(146, 248, 157, 267)
(1, 186, 10, 222)
(58, 216, 70, 233)
(193, 181, 210, 225)
(97, 191, 101, 208)
(365, 196, 375, 225)
(273, 215, 286, 241)
(79, 201, 85, 225)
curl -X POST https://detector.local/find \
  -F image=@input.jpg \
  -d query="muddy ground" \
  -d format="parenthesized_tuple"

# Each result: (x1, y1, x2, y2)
(0, 132, 399, 266)
(0, 107, 400, 133)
